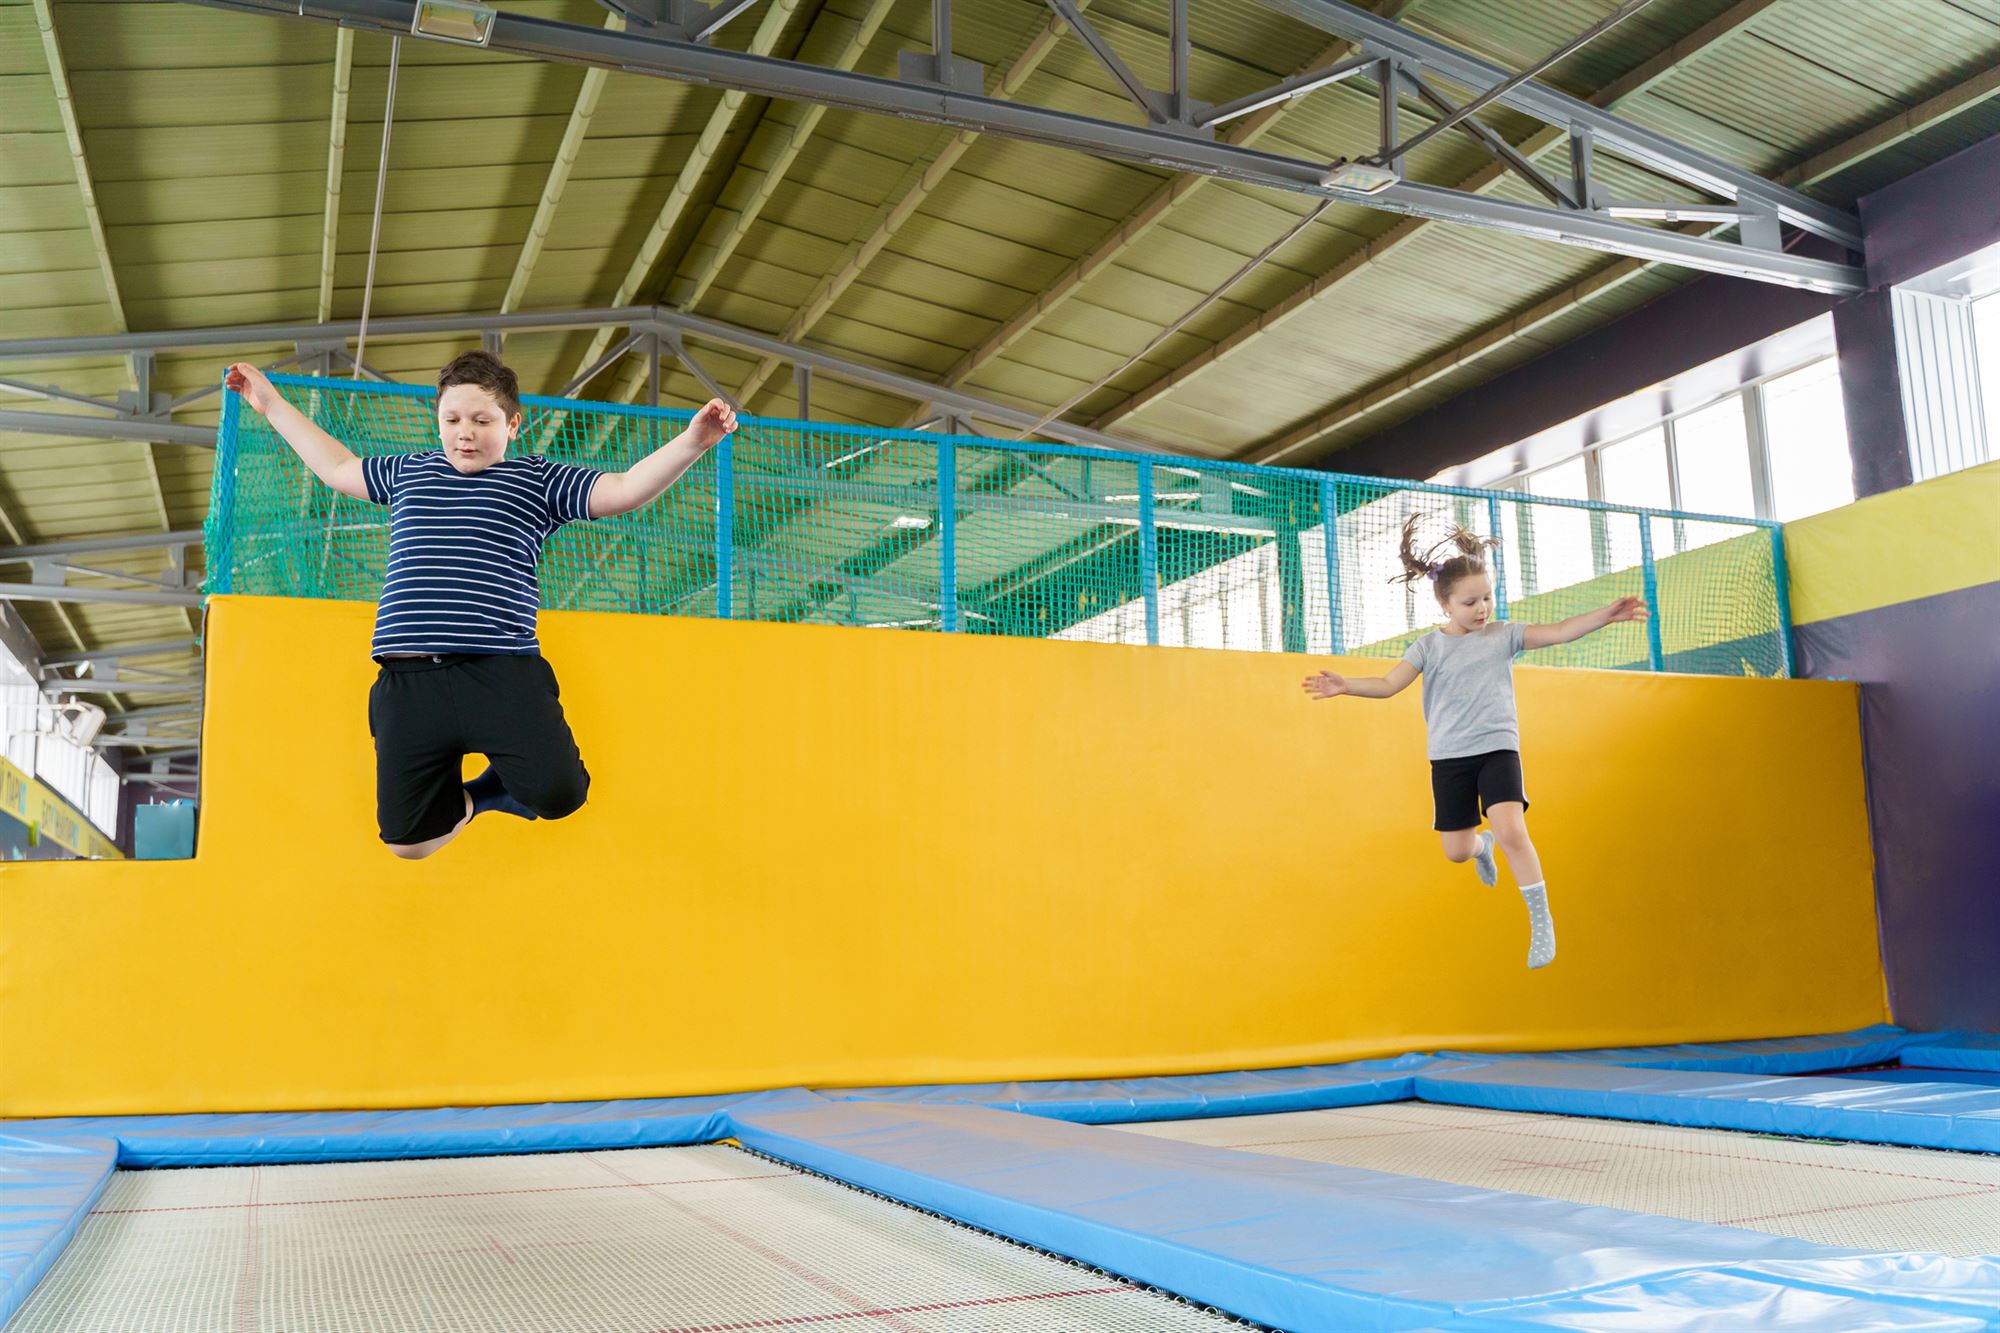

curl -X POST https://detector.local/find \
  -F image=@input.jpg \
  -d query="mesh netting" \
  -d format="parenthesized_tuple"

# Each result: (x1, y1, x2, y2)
(206, 375, 1790, 677)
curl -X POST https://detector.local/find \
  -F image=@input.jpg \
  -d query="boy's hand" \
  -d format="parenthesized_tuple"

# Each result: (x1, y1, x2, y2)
(1301, 670, 1349, 700)
(687, 398, 738, 452)
(224, 362, 280, 415)
(1606, 596, 1650, 623)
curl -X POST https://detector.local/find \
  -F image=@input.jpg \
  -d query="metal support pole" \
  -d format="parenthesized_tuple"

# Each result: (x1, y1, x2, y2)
(714, 427, 735, 618)
(1487, 493, 1508, 620)
(1638, 514, 1664, 672)
(937, 436, 959, 632)
(794, 364, 811, 420)
(646, 331, 661, 407)
(211, 381, 242, 594)
(1377, 58, 1402, 175)
(1137, 460, 1159, 645)
(1320, 476, 1344, 652)
(1769, 524, 1795, 678)
(1168, 0, 1190, 123)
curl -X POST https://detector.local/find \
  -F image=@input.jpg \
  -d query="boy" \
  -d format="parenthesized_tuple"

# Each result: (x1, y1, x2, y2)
(224, 351, 736, 858)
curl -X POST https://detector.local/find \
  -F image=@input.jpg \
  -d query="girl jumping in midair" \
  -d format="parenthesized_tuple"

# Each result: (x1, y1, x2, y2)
(1302, 514, 1648, 969)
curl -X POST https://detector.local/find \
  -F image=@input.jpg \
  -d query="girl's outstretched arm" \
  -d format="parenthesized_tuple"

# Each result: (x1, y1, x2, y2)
(1302, 660, 1418, 700)
(1522, 596, 1648, 649)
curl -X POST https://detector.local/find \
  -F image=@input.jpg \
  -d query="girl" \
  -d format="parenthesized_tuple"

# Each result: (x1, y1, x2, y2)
(1301, 515, 1647, 969)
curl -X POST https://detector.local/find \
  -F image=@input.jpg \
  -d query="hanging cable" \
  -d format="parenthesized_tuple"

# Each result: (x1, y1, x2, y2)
(354, 34, 402, 372)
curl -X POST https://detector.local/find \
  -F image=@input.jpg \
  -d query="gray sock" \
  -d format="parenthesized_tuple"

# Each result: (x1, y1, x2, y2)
(1519, 881, 1555, 969)
(1472, 830, 1498, 886)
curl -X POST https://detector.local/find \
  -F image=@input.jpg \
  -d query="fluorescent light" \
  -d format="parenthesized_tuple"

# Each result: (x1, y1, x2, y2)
(889, 514, 932, 529)
(1321, 158, 1400, 195)
(823, 444, 879, 468)
(411, 0, 496, 46)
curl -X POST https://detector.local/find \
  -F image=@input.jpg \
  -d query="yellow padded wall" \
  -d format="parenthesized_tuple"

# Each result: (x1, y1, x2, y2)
(0, 595, 1884, 1117)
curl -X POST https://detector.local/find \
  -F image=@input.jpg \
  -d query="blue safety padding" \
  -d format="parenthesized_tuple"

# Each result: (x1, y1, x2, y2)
(731, 1100, 2000, 1332)
(1846, 1067, 2000, 1090)
(820, 1054, 1443, 1123)
(1901, 1035, 2000, 1073)
(1439, 1025, 1927, 1075)
(7, 1087, 825, 1168)
(1418, 1061, 2000, 1153)
(0, 1135, 117, 1330)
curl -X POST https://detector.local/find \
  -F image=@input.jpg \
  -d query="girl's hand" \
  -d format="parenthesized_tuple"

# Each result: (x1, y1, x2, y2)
(1301, 670, 1349, 700)
(687, 398, 739, 452)
(224, 362, 279, 415)
(1606, 596, 1650, 623)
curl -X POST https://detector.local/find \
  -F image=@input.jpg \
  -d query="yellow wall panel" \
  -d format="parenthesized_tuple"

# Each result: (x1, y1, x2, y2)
(0, 595, 1884, 1117)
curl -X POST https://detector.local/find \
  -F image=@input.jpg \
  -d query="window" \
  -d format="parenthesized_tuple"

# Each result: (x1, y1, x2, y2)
(0, 641, 123, 849)
(1763, 358, 1855, 521)
(1673, 396, 1756, 520)
(1519, 456, 1595, 593)
(1976, 291, 2000, 457)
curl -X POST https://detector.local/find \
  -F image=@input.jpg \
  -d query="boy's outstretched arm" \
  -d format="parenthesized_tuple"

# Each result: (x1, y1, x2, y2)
(590, 398, 739, 518)
(225, 363, 369, 500)
(1302, 660, 1418, 700)
(1521, 596, 1649, 649)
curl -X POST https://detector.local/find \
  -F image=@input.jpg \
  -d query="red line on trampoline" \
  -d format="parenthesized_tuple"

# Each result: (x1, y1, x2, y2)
(1721, 1185, 2000, 1226)
(586, 1152, 926, 1333)
(646, 1286, 1139, 1332)
(93, 1172, 800, 1215)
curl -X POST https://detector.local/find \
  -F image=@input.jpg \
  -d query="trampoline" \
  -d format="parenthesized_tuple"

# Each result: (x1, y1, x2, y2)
(13, 1028, 2000, 1332)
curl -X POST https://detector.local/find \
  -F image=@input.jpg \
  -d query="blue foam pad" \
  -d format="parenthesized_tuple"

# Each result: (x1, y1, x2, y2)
(1902, 1034, 2000, 1073)
(729, 1100, 2000, 1332)
(822, 1054, 1439, 1123)
(1439, 1025, 1923, 1075)
(8, 1087, 824, 1168)
(0, 1135, 117, 1329)
(1418, 1061, 2000, 1153)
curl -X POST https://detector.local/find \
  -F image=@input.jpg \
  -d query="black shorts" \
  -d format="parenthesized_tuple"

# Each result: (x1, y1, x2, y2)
(1429, 749, 1529, 832)
(368, 653, 590, 845)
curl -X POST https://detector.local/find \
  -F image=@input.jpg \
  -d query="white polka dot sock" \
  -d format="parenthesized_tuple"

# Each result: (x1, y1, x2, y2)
(1472, 830, 1498, 886)
(1519, 881, 1556, 969)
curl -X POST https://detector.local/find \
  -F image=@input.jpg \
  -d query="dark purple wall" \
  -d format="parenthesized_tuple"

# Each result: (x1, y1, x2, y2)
(1861, 132, 2000, 289)
(1795, 580, 2000, 1029)
(1830, 290, 1915, 499)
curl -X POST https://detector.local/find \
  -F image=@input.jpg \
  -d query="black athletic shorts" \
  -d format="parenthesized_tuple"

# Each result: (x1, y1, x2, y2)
(368, 653, 590, 845)
(1429, 749, 1529, 832)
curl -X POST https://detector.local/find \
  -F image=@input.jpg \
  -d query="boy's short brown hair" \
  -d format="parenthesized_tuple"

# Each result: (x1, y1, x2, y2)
(437, 350, 521, 418)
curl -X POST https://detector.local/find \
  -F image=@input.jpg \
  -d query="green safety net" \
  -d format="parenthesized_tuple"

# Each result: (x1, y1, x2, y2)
(206, 375, 1791, 677)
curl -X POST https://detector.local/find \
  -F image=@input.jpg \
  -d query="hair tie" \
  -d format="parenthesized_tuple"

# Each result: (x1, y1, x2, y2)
(1425, 564, 1442, 581)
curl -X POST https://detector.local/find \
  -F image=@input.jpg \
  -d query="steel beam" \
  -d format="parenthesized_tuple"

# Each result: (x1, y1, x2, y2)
(0, 305, 654, 361)
(0, 531, 204, 562)
(41, 638, 199, 668)
(1245, 0, 1860, 247)
(0, 410, 216, 446)
(0, 584, 204, 608)
(167, 0, 1863, 293)
(319, 28, 354, 324)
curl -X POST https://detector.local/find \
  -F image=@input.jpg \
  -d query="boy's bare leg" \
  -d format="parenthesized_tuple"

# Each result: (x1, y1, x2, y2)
(388, 791, 473, 861)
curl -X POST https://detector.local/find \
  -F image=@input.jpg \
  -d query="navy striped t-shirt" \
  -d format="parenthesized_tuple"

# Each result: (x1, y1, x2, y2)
(361, 450, 605, 658)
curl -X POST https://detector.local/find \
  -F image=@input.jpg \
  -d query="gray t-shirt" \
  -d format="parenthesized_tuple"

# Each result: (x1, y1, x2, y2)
(1401, 621, 1530, 761)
